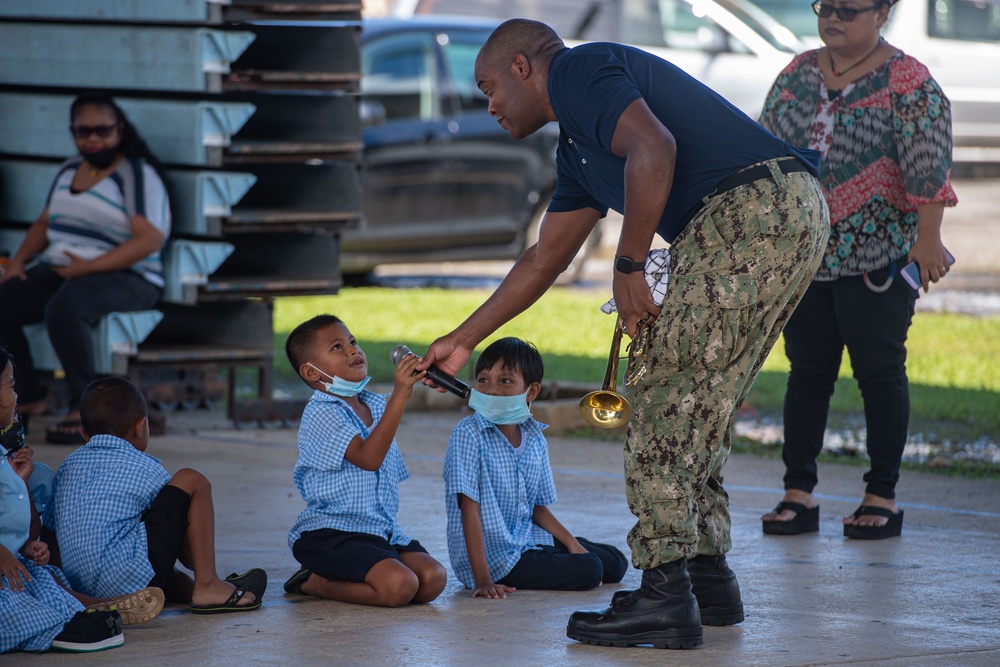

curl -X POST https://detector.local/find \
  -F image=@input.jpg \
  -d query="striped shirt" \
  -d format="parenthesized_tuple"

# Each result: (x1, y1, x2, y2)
(43, 156, 171, 287)
(45, 434, 172, 599)
(288, 390, 412, 549)
(443, 413, 557, 589)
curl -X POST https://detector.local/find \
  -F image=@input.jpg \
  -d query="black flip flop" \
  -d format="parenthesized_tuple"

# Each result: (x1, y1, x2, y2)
(225, 568, 268, 600)
(762, 501, 820, 535)
(190, 587, 262, 615)
(843, 506, 904, 539)
(283, 568, 312, 595)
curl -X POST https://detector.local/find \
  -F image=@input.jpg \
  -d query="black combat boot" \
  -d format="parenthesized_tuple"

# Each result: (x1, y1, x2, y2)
(566, 558, 703, 649)
(610, 553, 744, 625)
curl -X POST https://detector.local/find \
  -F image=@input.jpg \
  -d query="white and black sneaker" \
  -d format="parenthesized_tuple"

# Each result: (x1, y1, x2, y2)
(51, 609, 124, 652)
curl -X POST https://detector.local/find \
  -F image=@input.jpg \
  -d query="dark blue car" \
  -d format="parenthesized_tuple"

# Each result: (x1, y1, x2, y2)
(342, 16, 599, 282)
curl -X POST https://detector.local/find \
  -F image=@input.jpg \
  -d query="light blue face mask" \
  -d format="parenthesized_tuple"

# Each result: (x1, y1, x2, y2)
(469, 389, 532, 425)
(306, 362, 371, 397)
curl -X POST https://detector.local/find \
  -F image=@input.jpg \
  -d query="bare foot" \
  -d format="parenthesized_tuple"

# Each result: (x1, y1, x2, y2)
(191, 580, 257, 608)
(761, 489, 817, 522)
(843, 494, 897, 528)
(298, 572, 325, 597)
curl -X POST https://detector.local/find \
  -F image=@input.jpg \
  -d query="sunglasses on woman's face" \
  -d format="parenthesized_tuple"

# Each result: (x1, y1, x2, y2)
(812, 1, 879, 21)
(70, 123, 119, 140)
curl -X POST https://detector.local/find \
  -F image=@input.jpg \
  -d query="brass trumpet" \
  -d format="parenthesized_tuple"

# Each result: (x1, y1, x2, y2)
(579, 317, 633, 429)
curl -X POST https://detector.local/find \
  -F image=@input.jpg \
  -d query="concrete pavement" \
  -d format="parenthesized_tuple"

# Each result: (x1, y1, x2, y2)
(8, 403, 1000, 666)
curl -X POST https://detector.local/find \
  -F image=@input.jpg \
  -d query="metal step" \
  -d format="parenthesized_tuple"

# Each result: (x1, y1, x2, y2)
(0, 0, 362, 23)
(0, 158, 258, 238)
(0, 92, 256, 166)
(25, 310, 163, 375)
(0, 23, 255, 93)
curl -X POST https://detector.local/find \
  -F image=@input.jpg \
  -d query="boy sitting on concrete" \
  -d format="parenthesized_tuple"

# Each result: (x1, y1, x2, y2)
(45, 377, 266, 614)
(444, 337, 628, 598)
(282, 314, 447, 607)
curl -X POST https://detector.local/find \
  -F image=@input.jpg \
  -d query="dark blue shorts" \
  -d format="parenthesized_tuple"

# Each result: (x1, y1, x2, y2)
(292, 528, 427, 583)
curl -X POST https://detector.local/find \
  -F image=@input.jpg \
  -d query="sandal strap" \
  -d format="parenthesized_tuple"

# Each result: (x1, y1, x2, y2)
(851, 505, 897, 519)
(774, 501, 810, 515)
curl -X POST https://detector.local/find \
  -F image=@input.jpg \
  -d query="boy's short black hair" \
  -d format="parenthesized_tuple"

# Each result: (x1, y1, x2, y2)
(475, 337, 544, 385)
(285, 314, 344, 374)
(79, 377, 148, 439)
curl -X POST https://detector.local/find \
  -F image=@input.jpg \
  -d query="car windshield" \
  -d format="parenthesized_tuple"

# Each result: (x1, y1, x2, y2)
(711, 0, 802, 50)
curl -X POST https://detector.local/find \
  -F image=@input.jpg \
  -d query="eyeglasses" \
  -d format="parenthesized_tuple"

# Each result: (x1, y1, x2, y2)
(70, 124, 119, 140)
(812, 1, 880, 21)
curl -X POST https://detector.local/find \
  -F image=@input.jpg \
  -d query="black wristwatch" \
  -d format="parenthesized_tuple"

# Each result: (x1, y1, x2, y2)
(614, 255, 645, 274)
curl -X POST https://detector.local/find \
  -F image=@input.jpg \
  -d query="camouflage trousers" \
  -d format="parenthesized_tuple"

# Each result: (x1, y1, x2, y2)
(623, 161, 829, 569)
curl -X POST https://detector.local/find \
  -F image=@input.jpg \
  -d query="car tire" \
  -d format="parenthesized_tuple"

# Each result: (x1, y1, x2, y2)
(525, 195, 603, 286)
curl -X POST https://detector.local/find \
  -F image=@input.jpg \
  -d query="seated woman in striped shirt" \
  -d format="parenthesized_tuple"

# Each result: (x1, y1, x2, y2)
(0, 92, 170, 446)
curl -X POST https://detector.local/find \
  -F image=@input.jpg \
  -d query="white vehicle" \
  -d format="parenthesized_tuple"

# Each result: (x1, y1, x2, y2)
(402, 0, 806, 119)
(749, 0, 1000, 150)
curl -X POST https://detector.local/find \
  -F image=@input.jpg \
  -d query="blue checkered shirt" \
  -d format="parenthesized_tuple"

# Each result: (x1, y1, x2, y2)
(443, 413, 557, 588)
(288, 390, 412, 549)
(0, 559, 84, 653)
(45, 434, 172, 598)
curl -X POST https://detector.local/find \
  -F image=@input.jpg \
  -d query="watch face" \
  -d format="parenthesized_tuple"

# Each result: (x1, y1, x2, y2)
(616, 256, 638, 273)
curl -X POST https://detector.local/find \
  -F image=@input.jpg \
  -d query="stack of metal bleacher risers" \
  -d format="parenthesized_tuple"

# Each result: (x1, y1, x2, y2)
(0, 0, 362, 417)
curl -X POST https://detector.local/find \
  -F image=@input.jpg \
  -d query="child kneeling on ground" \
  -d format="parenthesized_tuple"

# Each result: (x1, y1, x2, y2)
(45, 377, 266, 615)
(282, 315, 447, 606)
(444, 337, 628, 598)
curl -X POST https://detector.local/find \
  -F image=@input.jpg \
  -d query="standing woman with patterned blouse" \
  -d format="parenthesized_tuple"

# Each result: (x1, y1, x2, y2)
(0, 92, 170, 446)
(758, 0, 957, 539)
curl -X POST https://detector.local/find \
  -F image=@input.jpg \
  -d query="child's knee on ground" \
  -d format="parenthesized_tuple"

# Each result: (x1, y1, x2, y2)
(400, 552, 447, 603)
(367, 559, 421, 607)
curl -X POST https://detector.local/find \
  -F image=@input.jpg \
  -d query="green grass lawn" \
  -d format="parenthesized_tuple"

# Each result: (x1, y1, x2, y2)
(274, 286, 1000, 453)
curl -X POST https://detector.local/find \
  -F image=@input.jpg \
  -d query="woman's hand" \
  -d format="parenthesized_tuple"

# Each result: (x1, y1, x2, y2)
(52, 251, 94, 280)
(908, 203, 949, 293)
(907, 236, 950, 293)
(0, 260, 27, 283)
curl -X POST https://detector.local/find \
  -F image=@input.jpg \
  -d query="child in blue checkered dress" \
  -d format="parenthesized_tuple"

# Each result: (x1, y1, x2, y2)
(1, 348, 141, 653)
(444, 338, 627, 598)
(45, 377, 266, 615)
(282, 315, 447, 606)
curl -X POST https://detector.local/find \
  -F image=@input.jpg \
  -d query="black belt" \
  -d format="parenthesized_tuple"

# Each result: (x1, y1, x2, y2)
(710, 158, 812, 198)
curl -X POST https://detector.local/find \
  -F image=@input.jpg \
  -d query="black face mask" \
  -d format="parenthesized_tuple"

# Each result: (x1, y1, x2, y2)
(0, 418, 25, 455)
(82, 147, 120, 170)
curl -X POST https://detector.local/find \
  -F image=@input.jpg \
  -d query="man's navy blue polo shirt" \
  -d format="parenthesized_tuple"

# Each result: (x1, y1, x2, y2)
(546, 43, 819, 244)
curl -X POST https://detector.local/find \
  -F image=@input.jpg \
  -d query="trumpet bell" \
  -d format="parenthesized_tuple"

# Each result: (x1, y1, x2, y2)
(579, 389, 632, 429)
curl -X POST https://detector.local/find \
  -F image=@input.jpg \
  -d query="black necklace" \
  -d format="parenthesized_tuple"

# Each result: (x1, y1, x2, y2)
(829, 37, 883, 77)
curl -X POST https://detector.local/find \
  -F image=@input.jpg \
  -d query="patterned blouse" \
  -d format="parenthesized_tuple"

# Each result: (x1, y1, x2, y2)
(759, 50, 958, 280)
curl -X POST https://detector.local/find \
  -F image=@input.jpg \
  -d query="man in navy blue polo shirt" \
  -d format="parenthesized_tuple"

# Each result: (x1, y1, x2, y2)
(421, 19, 829, 649)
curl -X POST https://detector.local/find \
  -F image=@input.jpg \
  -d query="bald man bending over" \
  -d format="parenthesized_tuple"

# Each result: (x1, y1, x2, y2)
(419, 19, 829, 650)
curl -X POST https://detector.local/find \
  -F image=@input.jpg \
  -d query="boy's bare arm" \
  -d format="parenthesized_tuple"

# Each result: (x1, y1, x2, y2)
(343, 355, 426, 471)
(458, 493, 516, 599)
(532, 505, 587, 554)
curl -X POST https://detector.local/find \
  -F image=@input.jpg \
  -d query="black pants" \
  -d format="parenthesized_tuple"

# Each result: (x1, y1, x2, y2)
(781, 263, 917, 500)
(0, 263, 161, 409)
(497, 537, 628, 591)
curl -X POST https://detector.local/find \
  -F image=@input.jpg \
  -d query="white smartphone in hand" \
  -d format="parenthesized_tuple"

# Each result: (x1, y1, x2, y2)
(900, 247, 955, 290)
